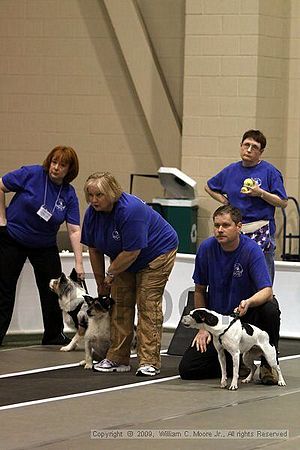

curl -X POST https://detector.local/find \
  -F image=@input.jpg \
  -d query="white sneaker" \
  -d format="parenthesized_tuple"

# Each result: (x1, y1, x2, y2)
(93, 358, 131, 373)
(136, 365, 160, 377)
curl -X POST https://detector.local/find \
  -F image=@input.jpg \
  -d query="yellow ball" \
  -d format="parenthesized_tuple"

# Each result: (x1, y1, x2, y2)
(241, 186, 250, 193)
(243, 178, 254, 188)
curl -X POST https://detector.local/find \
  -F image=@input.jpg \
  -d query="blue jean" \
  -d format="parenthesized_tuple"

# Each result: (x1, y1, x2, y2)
(264, 235, 276, 284)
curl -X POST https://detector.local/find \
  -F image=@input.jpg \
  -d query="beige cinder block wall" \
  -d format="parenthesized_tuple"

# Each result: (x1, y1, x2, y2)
(182, 0, 295, 259)
(1, 0, 299, 260)
(285, 0, 300, 256)
(0, 0, 185, 222)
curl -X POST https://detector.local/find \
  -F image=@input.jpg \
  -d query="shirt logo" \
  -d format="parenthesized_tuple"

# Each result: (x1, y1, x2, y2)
(253, 177, 262, 187)
(233, 263, 243, 278)
(55, 198, 66, 211)
(112, 230, 120, 240)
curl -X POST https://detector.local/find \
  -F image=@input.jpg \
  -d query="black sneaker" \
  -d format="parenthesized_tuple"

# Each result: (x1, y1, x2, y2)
(42, 332, 71, 345)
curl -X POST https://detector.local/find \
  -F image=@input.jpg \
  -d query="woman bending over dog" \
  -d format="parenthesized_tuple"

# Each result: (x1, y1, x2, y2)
(0, 146, 84, 346)
(82, 172, 178, 377)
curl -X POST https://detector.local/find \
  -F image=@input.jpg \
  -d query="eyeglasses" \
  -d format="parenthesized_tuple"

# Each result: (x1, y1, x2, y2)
(241, 142, 261, 152)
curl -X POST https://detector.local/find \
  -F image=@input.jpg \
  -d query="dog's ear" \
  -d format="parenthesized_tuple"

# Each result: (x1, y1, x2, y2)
(83, 294, 94, 306)
(190, 309, 205, 323)
(60, 273, 67, 283)
(69, 267, 86, 289)
(98, 295, 115, 311)
(69, 268, 78, 283)
(192, 309, 219, 327)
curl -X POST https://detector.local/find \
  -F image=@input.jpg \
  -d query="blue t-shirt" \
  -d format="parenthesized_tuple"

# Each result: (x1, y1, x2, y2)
(207, 160, 287, 235)
(193, 234, 272, 315)
(2, 165, 80, 248)
(81, 192, 178, 272)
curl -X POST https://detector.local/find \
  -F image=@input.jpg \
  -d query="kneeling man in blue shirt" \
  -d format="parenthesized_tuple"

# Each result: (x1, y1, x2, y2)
(179, 205, 280, 385)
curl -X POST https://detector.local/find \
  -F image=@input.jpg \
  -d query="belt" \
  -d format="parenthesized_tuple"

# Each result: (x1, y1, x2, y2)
(242, 220, 269, 234)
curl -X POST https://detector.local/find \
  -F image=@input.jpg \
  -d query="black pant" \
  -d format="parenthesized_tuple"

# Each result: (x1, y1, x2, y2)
(178, 297, 281, 380)
(0, 228, 63, 344)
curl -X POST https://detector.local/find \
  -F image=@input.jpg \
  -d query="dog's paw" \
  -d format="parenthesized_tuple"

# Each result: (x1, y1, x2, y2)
(60, 346, 70, 352)
(84, 363, 93, 369)
(79, 359, 93, 369)
(60, 344, 73, 352)
(241, 375, 252, 384)
(220, 379, 227, 389)
(229, 384, 238, 390)
(278, 380, 286, 386)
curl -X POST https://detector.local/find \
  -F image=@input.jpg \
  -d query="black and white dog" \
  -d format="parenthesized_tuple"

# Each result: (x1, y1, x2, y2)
(79, 295, 112, 369)
(182, 308, 286, 390)
(49, 272, 87, 352)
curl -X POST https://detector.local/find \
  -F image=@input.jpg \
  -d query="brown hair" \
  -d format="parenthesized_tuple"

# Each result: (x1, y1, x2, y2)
(43, 146, 79, 184)
(241, 129, 267, 150)
(84, 172, 123, 204)
(213, 205, 242, 225)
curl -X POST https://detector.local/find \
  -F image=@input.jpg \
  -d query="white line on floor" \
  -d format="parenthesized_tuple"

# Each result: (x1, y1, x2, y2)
(0, 375, 181, 411)
(278, 354, 300, 361)
(0, 349, 297, 380)
(0, 352, 299, 411)
(0, 349, 169, 379)
(0, 362, 80, 378)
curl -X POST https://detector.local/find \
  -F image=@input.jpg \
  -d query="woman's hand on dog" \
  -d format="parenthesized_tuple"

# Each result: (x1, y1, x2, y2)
(74, 263, 85, 281)
(104, 274, 114, 287)
(98, 282, 111, 297)
(192, 329, 211, 353)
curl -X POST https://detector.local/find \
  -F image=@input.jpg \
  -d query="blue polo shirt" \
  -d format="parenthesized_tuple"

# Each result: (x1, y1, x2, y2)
(207, 160, 288, 235)
(2, 165, 80, 248)
(81, 192, 178, 272)
(193, 234, 272, 315)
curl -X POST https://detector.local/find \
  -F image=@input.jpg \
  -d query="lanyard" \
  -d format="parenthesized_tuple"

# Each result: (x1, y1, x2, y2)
(43, 176, 63, 212)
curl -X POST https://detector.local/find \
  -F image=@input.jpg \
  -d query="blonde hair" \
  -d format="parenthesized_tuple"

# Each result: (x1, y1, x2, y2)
(84, 172, 123, 203)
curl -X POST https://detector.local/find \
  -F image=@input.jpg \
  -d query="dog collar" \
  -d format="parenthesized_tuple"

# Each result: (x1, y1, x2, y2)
(218, 313, 240, 345)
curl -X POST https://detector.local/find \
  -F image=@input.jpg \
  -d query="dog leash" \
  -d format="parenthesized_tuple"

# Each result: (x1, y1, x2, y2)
(70, 267, 89, 294)
(218, 311, 240, 345)
(81, 278, 89, 295)
(69, 268, 114, 311)
(65, 269, 89, 329)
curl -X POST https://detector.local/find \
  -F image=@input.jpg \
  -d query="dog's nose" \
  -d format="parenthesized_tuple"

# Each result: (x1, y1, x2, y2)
(182, 315, 192, 326)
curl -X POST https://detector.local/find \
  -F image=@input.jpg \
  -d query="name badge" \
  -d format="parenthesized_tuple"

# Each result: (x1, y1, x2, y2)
(37, 205, 52, 222)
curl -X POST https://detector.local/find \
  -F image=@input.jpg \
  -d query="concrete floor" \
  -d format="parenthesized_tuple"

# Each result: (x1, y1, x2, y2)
(0, 334, 299, 450)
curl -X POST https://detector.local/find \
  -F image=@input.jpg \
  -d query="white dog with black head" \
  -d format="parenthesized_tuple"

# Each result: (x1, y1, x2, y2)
(79, 295, 112, 369)
(49, 272, 88, 352)
(182, 308, 286, 390)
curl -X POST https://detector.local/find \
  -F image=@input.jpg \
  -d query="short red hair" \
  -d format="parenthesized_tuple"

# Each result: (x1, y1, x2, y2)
(43, 146, 79, 184)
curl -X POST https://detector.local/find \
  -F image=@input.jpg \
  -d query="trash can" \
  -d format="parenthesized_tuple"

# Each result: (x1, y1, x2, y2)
(152, 167, 198, 254)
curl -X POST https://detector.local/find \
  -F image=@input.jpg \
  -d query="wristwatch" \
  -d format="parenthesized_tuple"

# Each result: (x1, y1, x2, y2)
(106, 271, 115, 279)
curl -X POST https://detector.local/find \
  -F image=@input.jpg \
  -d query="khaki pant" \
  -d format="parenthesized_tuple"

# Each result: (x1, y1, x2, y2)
(107, 248, 177, 368)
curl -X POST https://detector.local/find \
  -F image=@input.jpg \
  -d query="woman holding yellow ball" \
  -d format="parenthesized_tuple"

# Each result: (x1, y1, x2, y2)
(204, 129, 288, 283)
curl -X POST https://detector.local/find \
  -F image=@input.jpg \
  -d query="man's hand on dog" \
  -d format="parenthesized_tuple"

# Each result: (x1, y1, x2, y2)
(234, 299, 250, 316)
(192, 329, 211, 352)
